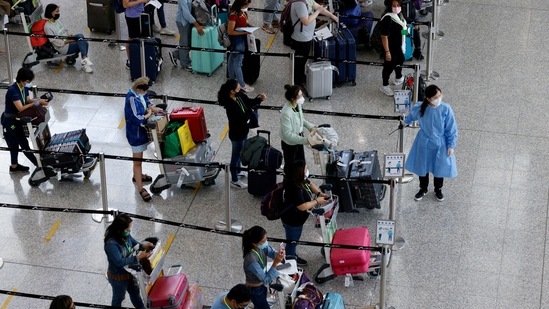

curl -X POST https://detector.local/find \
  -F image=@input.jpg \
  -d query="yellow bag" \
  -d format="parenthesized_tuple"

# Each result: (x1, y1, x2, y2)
(178, 120, 196, 155)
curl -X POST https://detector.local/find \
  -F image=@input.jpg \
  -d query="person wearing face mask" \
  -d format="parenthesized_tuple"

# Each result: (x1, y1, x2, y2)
(218, 79, 267, 189)
(43, 4, 93, 73)
(281, 160, 329, 266)
(124, 77, 163, 202)
(1, 67, 47, 173)
(402, 85, 458, 202)
(227, 0, 255, 93)
(279, 84, 317, 165)
(210, 284, 252, 309)
(104, 214, 154, 309)
(242, 226, 285, 309)
(379, 0, 407, 96)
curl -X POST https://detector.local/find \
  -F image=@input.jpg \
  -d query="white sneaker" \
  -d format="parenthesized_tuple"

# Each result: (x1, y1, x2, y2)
(81, 58, 93, 66)
(242, 84, 255, 93)
(380, 85, 394, 96)
(230, 180, 248, 189)
(237, 171, 248, 178)
(393, 76, 404, 85)
(160, 28, 176, 35)
(152, 25, 162, 33)
(82, 64, 93, 73)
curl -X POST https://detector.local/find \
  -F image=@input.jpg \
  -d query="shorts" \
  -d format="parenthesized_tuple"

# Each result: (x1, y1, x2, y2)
(131, 142, 149, 154)
(125, 16, 141, 39)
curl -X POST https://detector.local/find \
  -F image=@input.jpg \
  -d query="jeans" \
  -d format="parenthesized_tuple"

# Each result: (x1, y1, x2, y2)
(230, 139, 246, 182)
(250, 285, 270, 309)
(228, 35, 246, 87)
(3, 120, 38, 166)
(108, 278, 145, 309)
(290, 39, 312, 86)
(381, 49, 404, 86)
(66, 34, 89, 58)
(175, 21, 192, 67)
(263, 0, 281, 24)
(419, 174, 443, 191)
(282, 222, 303, 257)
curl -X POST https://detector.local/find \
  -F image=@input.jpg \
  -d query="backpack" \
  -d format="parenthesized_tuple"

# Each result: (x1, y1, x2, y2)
(192, 0, 213, 26)
(292, 283, 323, 309)
(112, 0, 125, 14)
(281, 0, 307, 47)
(217, 22, 231, 48)
(370, 20, 383, 56)
(29, 19, 48, 48)
(260, 183, 292, 220)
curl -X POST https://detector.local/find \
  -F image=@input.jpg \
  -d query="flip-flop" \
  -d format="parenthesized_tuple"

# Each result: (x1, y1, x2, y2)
(139, 188, 152, 202)
(132, 174, 153, 182)
(261, 26, 276, 34)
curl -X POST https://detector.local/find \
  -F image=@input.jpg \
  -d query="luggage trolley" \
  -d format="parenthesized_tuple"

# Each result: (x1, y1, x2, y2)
(146, 118, 221, 194)
(311, 188, 388, 284)
(22, 111, 97, 187)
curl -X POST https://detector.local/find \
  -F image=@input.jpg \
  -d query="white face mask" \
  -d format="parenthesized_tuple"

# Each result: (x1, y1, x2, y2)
(430, 97, 442, 107)
(392, 7, 401, 14)
(296, 97, 305, 106)
(242, 7, 248, 12)
(304, 169, 309, 179)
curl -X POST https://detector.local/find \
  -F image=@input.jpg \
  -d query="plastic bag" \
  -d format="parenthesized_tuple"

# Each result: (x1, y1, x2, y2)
(178, 120, 196, 155)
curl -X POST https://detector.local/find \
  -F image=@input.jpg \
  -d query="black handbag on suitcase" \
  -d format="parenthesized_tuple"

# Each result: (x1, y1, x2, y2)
(86, 0, 115, 34)
(247, 130, 281, 196)
(129, 37, 162, 82)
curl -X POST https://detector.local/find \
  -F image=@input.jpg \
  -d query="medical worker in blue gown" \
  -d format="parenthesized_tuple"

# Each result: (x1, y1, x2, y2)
(403, 85, 458, 202)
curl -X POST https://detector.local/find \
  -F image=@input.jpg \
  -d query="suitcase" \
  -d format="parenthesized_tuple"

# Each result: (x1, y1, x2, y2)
(339, 27, 357, 85)
(332, 30, 347, 85)
(243, 38, 261, 85)
(247, 130, 279, 196)
(148, 272, 189, 309)
(325, 149, 355, 213)
(347, 12, 374, 47)
(169, 107, 208, 142)
(48, 129, 90, 150)
(140, 12, 153, 38)
(321, 292, 345, 309)
(330, 227, 371, 276)
(163, 141, 213, 185)
(129, 37, 162, 82)
(305, 61, 334, 101)
(42, 142, 84, 172)
(347, 150, 384, 209)
(191, 6, 224, 76)
(86, 0, 115, 34)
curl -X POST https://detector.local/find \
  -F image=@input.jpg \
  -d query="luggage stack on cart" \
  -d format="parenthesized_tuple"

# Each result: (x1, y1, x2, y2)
(148, 106, 221, 194)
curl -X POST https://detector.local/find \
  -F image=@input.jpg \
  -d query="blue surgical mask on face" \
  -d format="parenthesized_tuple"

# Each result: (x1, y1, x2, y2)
(123, 230, 131, 237)
(24, 82, 33, 88)
(257, 241, 269, 250)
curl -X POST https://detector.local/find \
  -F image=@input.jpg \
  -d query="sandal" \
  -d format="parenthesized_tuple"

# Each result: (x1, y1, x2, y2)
(139, 188, 152, 202)
(132, 174, 153, 183)
(261, 25, 276, 35)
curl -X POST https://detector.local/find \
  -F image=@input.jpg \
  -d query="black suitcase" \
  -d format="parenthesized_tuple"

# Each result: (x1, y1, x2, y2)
(86, 0, 116, 34)
(129, 37, 162, 82)
(248, 130, 279, 196)
(49, 129, 90, 150)
(140, 12, 153, 38)
(347, 150, 385, 209)
(42, 142, 84, 172)
(325, 149, 355, 212)
(243, 38, 261, 85)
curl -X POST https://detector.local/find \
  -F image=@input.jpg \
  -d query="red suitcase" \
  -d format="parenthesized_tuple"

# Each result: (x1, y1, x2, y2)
(169, 107, 208, 142)
(330, 227, 371, 276)
(148, 271, 189, 309)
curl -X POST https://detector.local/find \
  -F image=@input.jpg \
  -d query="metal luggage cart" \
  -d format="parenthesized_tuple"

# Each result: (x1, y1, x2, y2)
(22, 116, 97, 187)
(311, 187, 388, 285)
(146, 122, 221, 194)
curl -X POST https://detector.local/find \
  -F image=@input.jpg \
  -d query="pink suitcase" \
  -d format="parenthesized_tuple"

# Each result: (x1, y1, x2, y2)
(148, 272, 189, 309)
(330, 227, 371, 276)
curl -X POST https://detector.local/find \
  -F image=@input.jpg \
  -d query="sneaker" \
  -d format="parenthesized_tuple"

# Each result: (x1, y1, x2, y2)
(242, 84, 255, 93)
(413, 50, 425, 60)
(126, 60, 131, 70)
(152, 24, 162, 33)
(159, 28, 176, 35)
(230, 180, 248, 189)
(380, 85, 394, 96)
(81, 64, 93, 73)
(184, 65, 192, 72)
(414, 189, 428, 201)
(81, 58, 93, 66)
(435, 189, 444, 202)
(393, 76, 404, 85)
(168, 51, 179, 67)
(296, 256, 308, 266)
(9, 164, 30, 173)
(237, 171, 248, 178)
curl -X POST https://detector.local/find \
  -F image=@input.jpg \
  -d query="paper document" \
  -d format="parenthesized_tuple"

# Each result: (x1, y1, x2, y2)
(314, 26, 333, 40)
(236, 27, 259, 33)
(146, 0, 162, 9)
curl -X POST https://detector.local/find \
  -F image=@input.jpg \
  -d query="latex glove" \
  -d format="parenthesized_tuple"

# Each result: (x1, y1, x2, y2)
(448, 148, 454, 156)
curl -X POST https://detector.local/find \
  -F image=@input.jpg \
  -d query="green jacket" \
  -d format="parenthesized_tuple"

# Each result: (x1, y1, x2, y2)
(279, 102, 315, 145)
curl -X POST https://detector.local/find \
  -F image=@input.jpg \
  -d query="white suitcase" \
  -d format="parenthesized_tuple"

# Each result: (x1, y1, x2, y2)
(305, 61, 336, 102)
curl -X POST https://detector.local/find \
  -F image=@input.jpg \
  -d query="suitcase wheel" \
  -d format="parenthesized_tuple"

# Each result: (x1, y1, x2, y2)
(367, 269, 380, 278)
(326, 96, 331, 100)
(201, 178, 215, 186)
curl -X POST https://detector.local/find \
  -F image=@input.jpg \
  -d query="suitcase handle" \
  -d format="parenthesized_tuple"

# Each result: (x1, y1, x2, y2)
(165, 264, 183, 276)
(256, 129, 271, 145)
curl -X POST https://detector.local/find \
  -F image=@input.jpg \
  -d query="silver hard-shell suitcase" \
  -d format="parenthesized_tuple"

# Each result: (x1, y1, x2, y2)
(306, 61, 335, 102)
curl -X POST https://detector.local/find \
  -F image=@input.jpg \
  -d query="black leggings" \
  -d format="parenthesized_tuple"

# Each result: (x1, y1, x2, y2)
(419, 173, 443, 191)
(291, 39, 312, 86)
(281, 140, 305, 165)
(3, 121, 37, 166)
(382, 49, 404, 86)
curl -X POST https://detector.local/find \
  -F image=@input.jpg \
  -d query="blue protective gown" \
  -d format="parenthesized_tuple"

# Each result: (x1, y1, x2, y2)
(403, 102, 458, 178)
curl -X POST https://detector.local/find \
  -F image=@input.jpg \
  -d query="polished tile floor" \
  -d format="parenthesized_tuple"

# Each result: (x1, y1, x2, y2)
(0, 0, 548, 308)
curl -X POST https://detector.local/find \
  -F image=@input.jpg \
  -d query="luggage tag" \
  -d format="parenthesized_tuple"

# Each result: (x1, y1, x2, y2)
(344, 274, 355, 287)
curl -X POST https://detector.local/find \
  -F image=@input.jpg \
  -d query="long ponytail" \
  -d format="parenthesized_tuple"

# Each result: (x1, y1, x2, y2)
(419, 84, 442, 117)
(242, 226, 266, 258)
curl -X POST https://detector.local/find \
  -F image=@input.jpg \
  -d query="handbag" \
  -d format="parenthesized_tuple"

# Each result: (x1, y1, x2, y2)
(177, 120, 196, 155)
(163, 122, 183, 158)
(17, 104, 48, 125)
(277, 273, 297, 294)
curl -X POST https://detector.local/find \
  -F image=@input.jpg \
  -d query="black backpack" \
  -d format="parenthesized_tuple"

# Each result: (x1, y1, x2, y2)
(112, 0, 125, 13)
(281, 0, 308, 47)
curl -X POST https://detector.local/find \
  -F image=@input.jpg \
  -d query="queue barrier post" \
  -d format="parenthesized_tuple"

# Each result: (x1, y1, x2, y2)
(2, 28, 14, 85)
(92, 152, 116, 223)
(214, 164, 243, 233)
(139, 39, 146, 78)
(114, 12, 125, 51)
(377, 245, 394, 309)
(421, 22, 439, 81)
(289, 51, 295, 85)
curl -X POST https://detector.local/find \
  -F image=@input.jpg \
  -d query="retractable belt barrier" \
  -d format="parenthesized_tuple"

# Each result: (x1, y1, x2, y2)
(0, 289, 133, 309)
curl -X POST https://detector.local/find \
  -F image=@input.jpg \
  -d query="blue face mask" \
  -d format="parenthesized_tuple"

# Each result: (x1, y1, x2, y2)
(257, 241, 269, 250)
(24, 82, 33, 88)
(123, 230, 131, 237)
